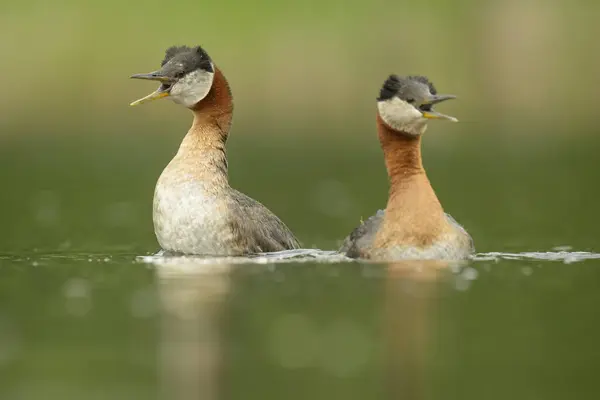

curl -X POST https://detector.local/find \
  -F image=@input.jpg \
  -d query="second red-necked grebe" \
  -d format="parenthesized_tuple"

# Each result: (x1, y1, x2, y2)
(340, 75, 473, 261)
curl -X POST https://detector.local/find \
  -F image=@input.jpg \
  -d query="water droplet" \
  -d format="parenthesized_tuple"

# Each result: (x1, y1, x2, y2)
(63, 278, 92, 317)
(461, 267, 478, 281)
(552, 245, 572, 251)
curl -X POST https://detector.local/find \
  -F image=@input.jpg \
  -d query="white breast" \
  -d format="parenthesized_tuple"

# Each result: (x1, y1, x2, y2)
(152, 178, 236, 255)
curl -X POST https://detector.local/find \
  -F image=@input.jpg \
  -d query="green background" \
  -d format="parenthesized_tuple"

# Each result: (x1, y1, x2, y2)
(1, 0, 599, 398)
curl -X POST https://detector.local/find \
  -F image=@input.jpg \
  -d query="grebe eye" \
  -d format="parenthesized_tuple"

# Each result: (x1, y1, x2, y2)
(406, 98, 415, 104)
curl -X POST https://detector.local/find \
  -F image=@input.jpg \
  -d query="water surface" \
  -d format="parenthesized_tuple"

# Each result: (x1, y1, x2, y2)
(1, 251, 598, 399)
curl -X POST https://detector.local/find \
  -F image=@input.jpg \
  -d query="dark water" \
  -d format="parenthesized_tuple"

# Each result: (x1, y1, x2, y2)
(1, 251, 599, 400)
(1, 132, 600, 399)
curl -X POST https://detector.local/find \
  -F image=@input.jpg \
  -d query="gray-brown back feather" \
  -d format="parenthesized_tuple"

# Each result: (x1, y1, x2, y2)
(227, 190, 301, 253)
(339, 209, 385, 258)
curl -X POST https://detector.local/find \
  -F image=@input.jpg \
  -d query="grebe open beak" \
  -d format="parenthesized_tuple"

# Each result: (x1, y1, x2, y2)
(420, 94, 458, 122)
(129, 71, 175, 106)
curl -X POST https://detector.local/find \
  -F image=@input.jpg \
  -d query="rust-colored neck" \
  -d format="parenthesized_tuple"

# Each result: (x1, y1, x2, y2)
(377, 115, 425, 190)
(374, 115, 447, 247)
(190, 67, 233, 140)
(169, 67, 233, 187)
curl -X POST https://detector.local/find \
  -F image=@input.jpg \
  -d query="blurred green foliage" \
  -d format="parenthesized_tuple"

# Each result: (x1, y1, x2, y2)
(1, 0, 600, 253)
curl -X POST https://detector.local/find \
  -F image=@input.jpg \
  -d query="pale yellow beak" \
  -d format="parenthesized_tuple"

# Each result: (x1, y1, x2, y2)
(129, 89, 169, 106)
(421, 110, 458, 122)
(421, 94, 458, 122)
(129, 71, 173, 106)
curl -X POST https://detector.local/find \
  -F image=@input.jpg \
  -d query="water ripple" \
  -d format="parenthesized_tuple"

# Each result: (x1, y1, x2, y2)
(1, 249, 599, 266)
(137, 248, 352, 266)
(472, 251, 600, 264)
(138, 249, 600, 267)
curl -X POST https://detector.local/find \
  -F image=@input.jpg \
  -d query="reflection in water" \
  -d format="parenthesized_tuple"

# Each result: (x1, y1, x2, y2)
(268, 312, 374, 377)
(155, 261, 232, 400)
(1, 254, 599, 399)
(384, 260, 452, 400)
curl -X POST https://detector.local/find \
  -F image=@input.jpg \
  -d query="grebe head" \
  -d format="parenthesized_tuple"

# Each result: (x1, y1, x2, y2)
(130, 45, 214, 108)
(377, 75, 457, 136)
